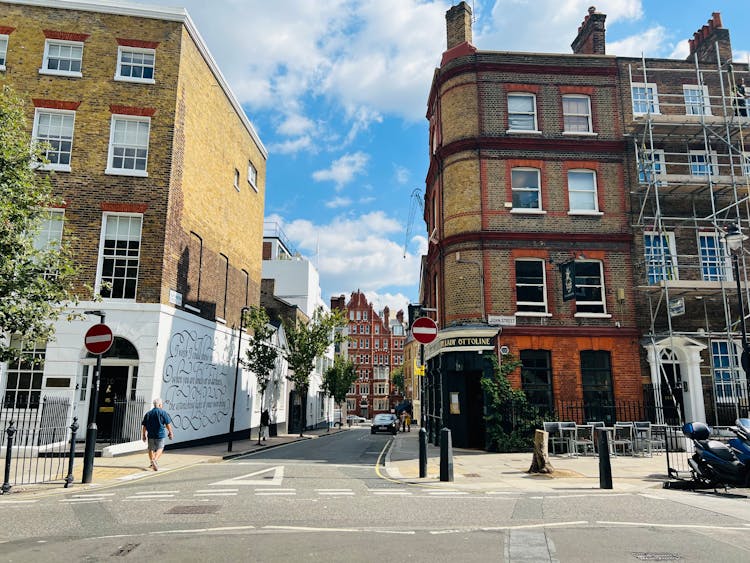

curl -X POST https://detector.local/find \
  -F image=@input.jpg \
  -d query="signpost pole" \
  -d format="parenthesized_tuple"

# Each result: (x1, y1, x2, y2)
(82, 313, 110, 484)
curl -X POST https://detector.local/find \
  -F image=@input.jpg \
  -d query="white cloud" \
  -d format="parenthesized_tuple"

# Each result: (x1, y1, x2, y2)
(394, 165, 410, 185)
(608, 26, 668, 57)
(268, 212, 423, 302)
(268, 136, 313, 155)
(668, 39, 691, 60)
(277, 114, 316, 137)
(734, 50, 750, 64)
(312, 152, 369, 189)
(325, 196, 353, 208)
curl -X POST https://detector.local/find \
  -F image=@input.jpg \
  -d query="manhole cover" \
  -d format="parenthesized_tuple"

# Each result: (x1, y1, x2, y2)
(166, 505, 220, 515)
(632, 553, 682, 561)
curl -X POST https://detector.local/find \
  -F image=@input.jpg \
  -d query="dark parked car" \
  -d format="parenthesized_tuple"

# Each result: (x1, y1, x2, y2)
(371, 413, 399, 435)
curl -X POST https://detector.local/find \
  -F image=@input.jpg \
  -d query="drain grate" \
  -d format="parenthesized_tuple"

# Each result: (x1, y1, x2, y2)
(166, 505, 220, 515)
(632, 553, 682, 561)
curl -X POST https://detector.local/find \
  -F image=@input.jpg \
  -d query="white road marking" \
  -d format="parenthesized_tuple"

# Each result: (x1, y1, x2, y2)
(486, 491, 520, 495)
(530, 493, 632, 499)
(194, 492, 237, 496)
(427, 491, 468, 496)
(134, 490, 180, 494)
(371, 490, 412, 496)
(211, 466, 284, 486)
(0, 499, 38, 504)
(255, 491, 296, 496)
(317, 491, 354, 496)
(195, 489, 238, 493)
(59, 498, 113, 503)
(597, 520, 750, 531)
(117, 472, 152, 481)
(72, 493, 116, 498)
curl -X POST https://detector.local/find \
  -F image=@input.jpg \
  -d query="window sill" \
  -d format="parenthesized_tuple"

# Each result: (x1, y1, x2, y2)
(184, 304, 201, 313)
(216, 316, 227, 325)
(515, 312, 552, 317)
(574, 313, 612, 319)
(114, 75, 156, 85)
(506, 129, 542, 135)
(568, 210, 603, 216)
(562, 131, 598, 137)
(39, 69, 82, 78)
(510, 208, 546, 215)
(39, 164, 71, 173)
(105, 168, 148, 177)
(248, 181, 258, 193)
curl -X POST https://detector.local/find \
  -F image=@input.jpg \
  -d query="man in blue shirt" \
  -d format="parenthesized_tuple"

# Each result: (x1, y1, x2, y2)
(141, 397, 174, 471)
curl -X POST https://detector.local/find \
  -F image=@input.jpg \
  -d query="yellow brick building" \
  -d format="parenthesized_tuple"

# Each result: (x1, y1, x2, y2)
(0, 0, 277, 445)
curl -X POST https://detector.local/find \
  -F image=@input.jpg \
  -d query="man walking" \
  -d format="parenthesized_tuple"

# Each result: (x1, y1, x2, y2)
(141, 397, 173, 471)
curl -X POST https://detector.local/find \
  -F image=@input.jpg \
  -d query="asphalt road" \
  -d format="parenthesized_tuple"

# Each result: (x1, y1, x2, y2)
(1, 428, 749, 562)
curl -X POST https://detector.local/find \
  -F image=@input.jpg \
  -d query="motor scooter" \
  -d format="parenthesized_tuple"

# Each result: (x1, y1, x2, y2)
(728, 418, 750, 464)
(682, 421, 750, 489)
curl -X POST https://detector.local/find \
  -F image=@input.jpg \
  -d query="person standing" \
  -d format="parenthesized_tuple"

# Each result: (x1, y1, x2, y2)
(735, 78, 747, 117)
(399, 410, 406, 432)
(405, 412, 411, 432)
(260, 409, 270, 442)
(141, 397, 173, 471)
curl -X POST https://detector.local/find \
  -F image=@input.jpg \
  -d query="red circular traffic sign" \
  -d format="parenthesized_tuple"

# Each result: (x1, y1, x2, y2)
(412, 317, 438, 344)
(84, 323, 114, 355)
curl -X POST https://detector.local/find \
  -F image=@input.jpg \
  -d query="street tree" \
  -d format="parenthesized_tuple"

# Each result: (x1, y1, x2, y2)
(322, 355, 358, 426)
(241, 306, 279, 444)
(283, 307, 347, 436)
(0, 86, 79, 363)
(391, 366, 405, 396)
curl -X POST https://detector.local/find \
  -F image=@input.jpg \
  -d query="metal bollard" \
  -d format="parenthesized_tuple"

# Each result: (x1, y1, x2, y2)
(65, 417, 79, 489)
(597, 428, 613, 489)
(419, 427, 428, 478)
(439, 427, 454, 482)
(2, 421, 17, 494)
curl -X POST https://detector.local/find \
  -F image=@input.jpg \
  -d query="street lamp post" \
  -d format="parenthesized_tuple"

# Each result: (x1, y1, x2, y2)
(228, 306, 250, 452)
(82, 310, 105, 484)
(725, 224, 749, 417)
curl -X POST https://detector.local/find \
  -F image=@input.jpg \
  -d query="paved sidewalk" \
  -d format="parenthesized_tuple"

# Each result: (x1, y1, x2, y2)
(385, 427, 670, 492)
(4, 426, 347, 497)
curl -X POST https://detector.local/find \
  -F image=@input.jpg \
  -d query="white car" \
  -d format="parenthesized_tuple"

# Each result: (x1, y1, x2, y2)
(346, 415, 367, 425)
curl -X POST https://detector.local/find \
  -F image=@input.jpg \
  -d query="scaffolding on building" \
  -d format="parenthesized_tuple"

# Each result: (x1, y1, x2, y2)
(627, 42, 750, 426)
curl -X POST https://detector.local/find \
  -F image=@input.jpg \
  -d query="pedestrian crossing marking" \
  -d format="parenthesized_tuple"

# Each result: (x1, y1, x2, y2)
(210, 465, 284, 486)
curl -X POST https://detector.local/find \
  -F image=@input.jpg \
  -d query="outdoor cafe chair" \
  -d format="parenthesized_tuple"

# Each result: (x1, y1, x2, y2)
(633, 421, 665, 456)
(543, 421, 566, 454)
(558, 421, 577, 456)
(612, 422, 635, 455)
(572, 424, 595, 456)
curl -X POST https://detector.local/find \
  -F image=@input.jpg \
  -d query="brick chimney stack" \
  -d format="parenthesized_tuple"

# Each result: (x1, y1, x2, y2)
(687, 13, 732, 64)
(571, 6, 606, 55)
(446, 2, 472, 50)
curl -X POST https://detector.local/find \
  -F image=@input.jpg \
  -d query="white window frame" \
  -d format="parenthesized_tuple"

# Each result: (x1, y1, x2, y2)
(233, 168, 240, 191)
(712, 340, 747, 403)
(40, 39, 83, 77)
(698, 232, 731, 282)
(515, 258, 549, 316)
(683, 84, 711, 116)
(0, 34, 8, 71)
(114, 46, 155, 84)
(248, 161, 258, 192)
(507, 93, 538, 133)
(33, 208, 65, 252)
(106, 114, 150, 177)
(31, 108, 75, 172)
(631, 82, 659, 115)
(574, 260, 608, 317)
(510, 168, 543, 212)
(96, 213, 143, 300)
(638, 148, 667, 185)
(689, 150, 718, 177)
(562, 94, 593, 134)
(741, 152, 750, 177)
(644, 231, 678, 284)
(567, 169, 600, 215)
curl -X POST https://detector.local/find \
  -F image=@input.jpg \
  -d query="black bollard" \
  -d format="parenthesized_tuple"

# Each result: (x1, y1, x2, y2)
(65, 417, 79, 489)
(2, 421, 17, 494)
(419, 427, 428, 478)
(439, 427, 454, 482)
(597, 428, 613, 489)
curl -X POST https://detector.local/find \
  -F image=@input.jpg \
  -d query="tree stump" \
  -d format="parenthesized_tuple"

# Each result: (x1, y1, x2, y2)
(528, 429, 554, 474)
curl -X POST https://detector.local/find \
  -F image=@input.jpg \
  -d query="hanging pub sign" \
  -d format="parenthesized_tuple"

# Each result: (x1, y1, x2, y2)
(560, 260, 576, 301)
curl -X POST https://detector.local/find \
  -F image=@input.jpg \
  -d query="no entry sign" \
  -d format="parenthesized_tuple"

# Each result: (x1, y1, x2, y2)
(84, 323, 114, 355)
(411, 316, 438, 344)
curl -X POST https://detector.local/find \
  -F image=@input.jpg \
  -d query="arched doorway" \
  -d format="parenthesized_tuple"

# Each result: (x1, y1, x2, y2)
(80, 337, 139, 441)
(658, 349, 684, 426)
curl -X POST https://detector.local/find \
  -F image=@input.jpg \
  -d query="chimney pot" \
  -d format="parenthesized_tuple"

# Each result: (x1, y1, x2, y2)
(445, 2, 473, 50)
(686, 12, 732, 64)
(571, 7, 606, 55)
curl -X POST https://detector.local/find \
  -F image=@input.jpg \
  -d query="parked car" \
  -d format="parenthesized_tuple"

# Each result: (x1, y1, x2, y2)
(371, 413, 399, 435)
(346, 414, 367, 425)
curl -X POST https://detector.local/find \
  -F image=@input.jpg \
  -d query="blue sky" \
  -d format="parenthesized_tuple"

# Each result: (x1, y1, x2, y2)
(144, 0, 750, 316)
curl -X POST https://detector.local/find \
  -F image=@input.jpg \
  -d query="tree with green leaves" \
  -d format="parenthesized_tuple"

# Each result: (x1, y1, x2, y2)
(0, 86, 79, 363)
(391, 366, 405, 397)
(241, 306, 279, 444)
(283, 307, 347, 436)
(322, 355, 358, 426)
(481, 353, 544, 452)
